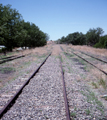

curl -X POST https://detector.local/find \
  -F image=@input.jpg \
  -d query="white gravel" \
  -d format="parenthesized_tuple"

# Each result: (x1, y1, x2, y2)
(1, 56, 66, 120)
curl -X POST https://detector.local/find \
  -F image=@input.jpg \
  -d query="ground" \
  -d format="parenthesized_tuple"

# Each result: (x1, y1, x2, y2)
(0, 44, 107, 119)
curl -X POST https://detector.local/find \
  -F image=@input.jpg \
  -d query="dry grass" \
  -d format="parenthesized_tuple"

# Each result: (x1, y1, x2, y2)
(0, 45, 50, 58)
(51, 45, 62, 55)
(0, 45, 53, 89)
(90, 68, 107, 89)
(96, 63, 107, 73)
(67, 45, 107, 90)
(68, 45, 107, 57)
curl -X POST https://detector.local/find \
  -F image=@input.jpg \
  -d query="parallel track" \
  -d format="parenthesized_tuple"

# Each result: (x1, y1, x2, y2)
(0, 53, 51, 118)
(1, 45, 106, 119)
(0, 52, 72, 120)
(71, 49, 107, 64)
(0, 55, 16, 60)
(0, 55, 25, 64)
(65, 51, 107, 75)
(59, 55, 71, 120)
(60, 46, 107, 75)
(0, 53, 31, 64)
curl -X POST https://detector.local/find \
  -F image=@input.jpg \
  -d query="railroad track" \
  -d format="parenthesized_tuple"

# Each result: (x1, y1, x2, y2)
(0, 53, 31, 64)
(0, 55, 25, 64)
(60, 46, 107, 119)
(62, 46, 107, 76)
(72, 51, 107, 75)
(0, 55, 16, 60)
(0, 53, 51, 118)
(59, 55, 71, 120)
(0, 46, 107, 119)
(0, 52, 72, 120)
(66, 52, 107, 75)
(71, 48, 107, 64)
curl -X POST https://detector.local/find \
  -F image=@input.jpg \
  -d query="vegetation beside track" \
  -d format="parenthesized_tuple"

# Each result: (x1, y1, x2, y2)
(56, 27, 107, 49)
(0, 4, 49, 52)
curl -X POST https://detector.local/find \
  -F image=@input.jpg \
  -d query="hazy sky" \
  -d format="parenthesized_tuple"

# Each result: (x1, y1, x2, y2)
(1, 0, 107, 40)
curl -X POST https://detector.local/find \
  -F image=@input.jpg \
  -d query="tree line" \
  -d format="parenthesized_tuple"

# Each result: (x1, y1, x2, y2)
(56, 27, 107, 49)
(0, 4, 49, 51)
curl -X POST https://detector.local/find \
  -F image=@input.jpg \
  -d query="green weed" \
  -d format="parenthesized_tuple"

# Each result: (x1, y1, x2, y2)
(99, 78, 106, 89)
(85, 108, 90, 115)
(0, 67, 15, 74)
(62, 68, 65, 73)
(60, 56, 63, 62)
(70, 112, 76, 118)
(80, 90, 103, 107)
(91, 82, 98, 89)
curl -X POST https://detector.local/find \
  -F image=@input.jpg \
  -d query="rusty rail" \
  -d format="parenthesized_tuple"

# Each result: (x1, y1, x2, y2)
(59, 55, 71, 120)
(0, 55, 16, 60)
(0, 53, 51, 118)
(75, 50, 107, 64)
(0, 55, 25, 64)
(0, 53, 31, 64)
(66, 52, 107, 75)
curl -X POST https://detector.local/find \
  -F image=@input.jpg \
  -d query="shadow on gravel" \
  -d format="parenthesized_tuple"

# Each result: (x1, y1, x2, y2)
(71, 58, 84, 65)
(0, 67, 15, 74)
(71, 58, 86, 72)
(65, 53, 86, 72)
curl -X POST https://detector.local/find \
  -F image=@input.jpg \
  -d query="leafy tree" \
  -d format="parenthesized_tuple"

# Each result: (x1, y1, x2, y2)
(45, 33, 49, 41)
(94, 35, 107, 48)
(0, 4, 48, 51)
(0, 4, 22, 51)
(58, 32, 86, 45)
(86, 27, 104, 46)
(104, 39, 107, 49)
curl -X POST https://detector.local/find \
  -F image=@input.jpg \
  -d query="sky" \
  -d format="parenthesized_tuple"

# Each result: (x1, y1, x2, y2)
(1, 0, 107, 40)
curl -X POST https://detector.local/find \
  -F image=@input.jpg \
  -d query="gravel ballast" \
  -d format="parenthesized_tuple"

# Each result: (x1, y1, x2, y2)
(62, 52, 106, 119)
(0, 54, 47, 111)
(1, 56, 66, 120)
(1, 44, 107, 120)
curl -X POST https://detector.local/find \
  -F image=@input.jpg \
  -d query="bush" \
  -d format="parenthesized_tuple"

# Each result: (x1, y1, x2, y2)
(104, 40, 107, 49)
(0, 49, 2, 53)
(94, 43, 104, 48)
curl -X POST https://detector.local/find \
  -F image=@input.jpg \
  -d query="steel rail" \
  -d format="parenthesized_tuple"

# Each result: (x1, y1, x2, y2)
(66, 52, 107, 75)
(0, 55, 16, 60)
(0, 55, 25, 64)
(0, 53, 51, 118)
(70, 48, 107, 64)
(59, 55, 71, 120)
(60, 46, 64, 51)
(0, 52, 31, 64)
(78, 51, 107, 64)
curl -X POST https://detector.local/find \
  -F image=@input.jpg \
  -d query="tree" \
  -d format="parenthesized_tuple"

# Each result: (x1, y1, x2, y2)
(104, 39, 107, 49)
(0, 4, 48, 51)
(0, 4, 22, 51)
(86, 27, 104, 46)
